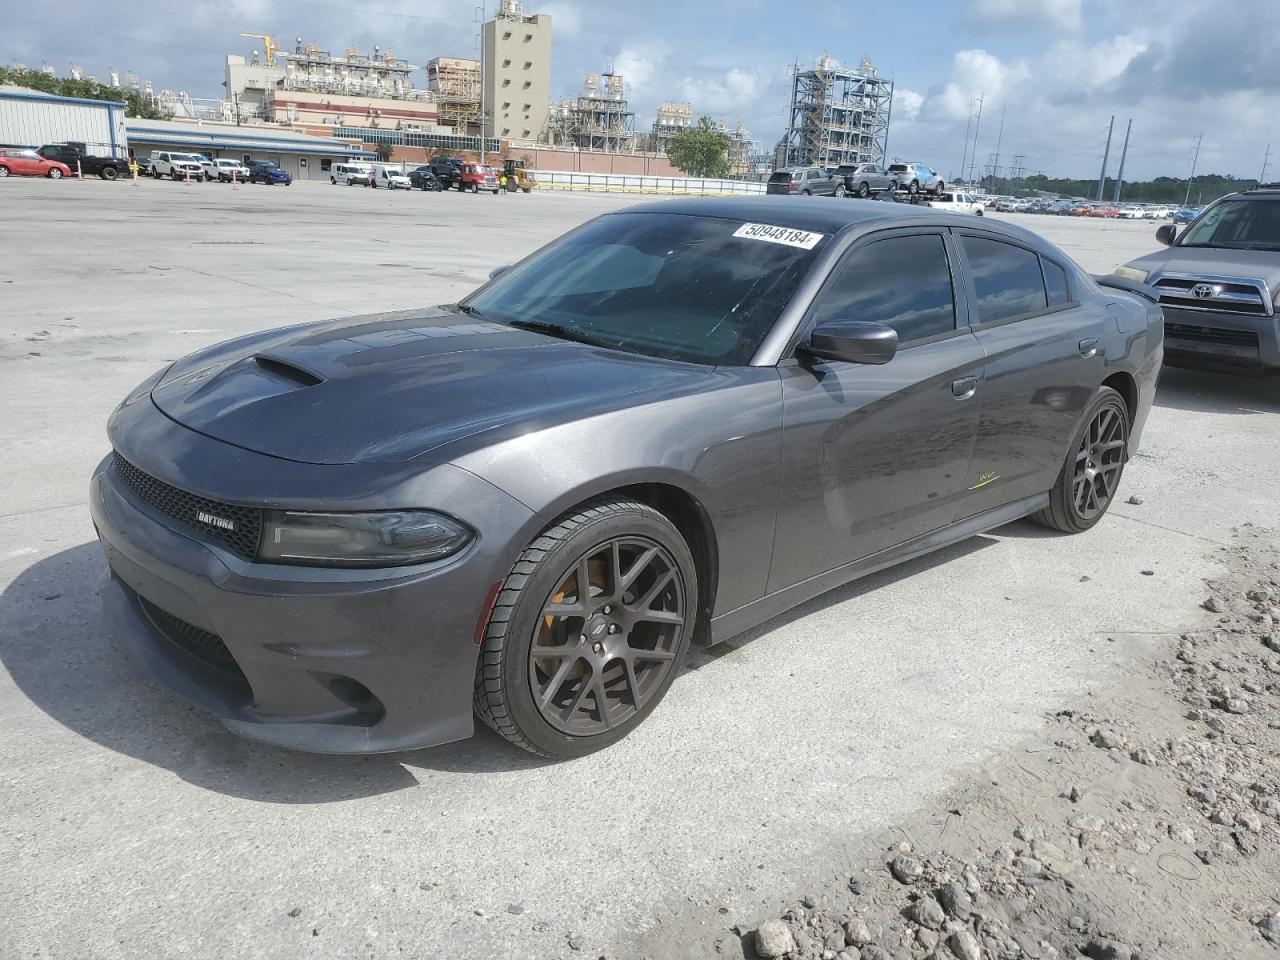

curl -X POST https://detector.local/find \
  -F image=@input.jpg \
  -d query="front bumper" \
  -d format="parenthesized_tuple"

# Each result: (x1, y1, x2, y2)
(90, 414, 537, 754)
(1161, 305, 1280, 373)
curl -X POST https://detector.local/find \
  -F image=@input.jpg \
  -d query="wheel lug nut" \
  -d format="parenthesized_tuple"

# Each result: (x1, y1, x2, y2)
(602, 605, 612, 615)
(578, 634, 586, 644)
(592, 642, 605, 655)
(608, 624, 620, 634)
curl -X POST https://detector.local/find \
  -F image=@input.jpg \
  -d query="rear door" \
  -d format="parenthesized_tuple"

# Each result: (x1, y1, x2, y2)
(768, 227, 985, 591)
(952, 231, 1108, 517)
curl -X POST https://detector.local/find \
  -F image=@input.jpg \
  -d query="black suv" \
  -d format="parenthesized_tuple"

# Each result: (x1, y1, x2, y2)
(1113, 183, 1280, 374)
(429, 156, 463, 189)
(408, 166, 443, 191)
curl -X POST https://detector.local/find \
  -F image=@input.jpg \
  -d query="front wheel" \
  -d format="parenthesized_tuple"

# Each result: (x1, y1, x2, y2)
(933, 180, 945, 194)
(834, 183, 847, 198)
(907, 179, 919, 194)
(975, 208, 984, 216)
(1032, 386, 1129, 534)
(100, 166, 118, 180)
(857, 181, 871, 198)
(474, 497, 697, 758)
(0, 166, 9, 177)
(48, 168, 63, 179)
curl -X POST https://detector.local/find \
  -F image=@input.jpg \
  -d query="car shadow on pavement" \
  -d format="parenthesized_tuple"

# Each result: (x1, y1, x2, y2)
(1154, 367, 1280, 415)
(0, 542, 551, 803)
(685, 536, 994, 669)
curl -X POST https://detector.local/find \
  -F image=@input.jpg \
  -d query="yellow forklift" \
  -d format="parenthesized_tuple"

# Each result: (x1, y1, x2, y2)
(501, 158, 537, 194)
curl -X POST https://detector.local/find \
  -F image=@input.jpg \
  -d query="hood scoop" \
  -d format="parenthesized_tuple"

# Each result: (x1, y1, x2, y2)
(254, 354, 324, 387)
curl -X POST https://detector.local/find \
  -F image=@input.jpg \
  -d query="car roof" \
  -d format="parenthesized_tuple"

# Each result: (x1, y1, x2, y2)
(615, 195, 1043, 242)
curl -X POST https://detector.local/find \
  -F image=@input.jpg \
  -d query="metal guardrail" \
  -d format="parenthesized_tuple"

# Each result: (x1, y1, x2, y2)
(535, 170, 765, 196)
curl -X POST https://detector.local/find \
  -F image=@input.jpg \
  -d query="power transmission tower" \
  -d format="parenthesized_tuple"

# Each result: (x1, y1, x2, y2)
(1011, 155, 1026, 193)
(989, 102, 1006, 191)
(967, 94, 983, 184)
(1112, 119, 1132, 203)
(1262, 144, 1273, 184)
(1096, 115, 1114, 201)
(1184, 132, 1202, 206)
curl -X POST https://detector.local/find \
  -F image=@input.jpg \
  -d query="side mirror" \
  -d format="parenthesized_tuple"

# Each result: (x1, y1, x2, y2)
(1155, 224, 1176, 246)
(802, 320, 898, 365)
(488, 264, 513, 281)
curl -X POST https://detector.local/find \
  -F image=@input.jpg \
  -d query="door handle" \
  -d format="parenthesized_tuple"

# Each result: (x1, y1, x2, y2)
(1078, 338, 1099, 358)
(951, 375, 980, 400)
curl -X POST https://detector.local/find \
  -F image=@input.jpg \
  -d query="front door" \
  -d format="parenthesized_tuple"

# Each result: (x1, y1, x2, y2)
(951, 231, 1109, 517)
(768, 229, 985, 592)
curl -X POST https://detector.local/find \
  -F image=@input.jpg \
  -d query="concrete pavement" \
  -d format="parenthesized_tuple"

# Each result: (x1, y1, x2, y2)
(1, 178, 1277, 959)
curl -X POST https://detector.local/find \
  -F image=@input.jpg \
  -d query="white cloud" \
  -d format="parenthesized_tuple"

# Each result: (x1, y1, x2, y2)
(539, 2, 583, 39)
(971, 0, 1082, 31)
(893, 88, 924, 123)
(679, 68, 761, 115)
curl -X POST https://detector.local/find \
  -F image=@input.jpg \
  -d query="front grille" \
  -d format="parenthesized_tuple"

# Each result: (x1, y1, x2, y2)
(1152, 276, 1271, 316)
(139, 597, 244, 678)
(1165, 322, 1261, 353)
(112, 451, 263, 560)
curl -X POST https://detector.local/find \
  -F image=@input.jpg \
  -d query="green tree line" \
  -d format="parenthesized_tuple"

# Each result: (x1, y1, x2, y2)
(982, 172, 1261, 205)
(0, 65, 172, 119)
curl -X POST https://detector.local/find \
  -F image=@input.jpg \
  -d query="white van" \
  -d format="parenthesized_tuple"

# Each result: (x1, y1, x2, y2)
(369, 164, 411, 190)
(331, 162, 372, 186)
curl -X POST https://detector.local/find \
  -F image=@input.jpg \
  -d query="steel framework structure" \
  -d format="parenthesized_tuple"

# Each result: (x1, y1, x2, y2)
(781, 56, 893, 170)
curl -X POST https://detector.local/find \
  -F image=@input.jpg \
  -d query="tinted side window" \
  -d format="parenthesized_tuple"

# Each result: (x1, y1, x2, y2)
(811, 234, 956, 343)
(961, 236, 1048, 324)
(1043, 258, 1070, 305)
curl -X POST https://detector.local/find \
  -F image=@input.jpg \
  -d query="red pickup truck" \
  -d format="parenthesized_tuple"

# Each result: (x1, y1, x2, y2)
(459, 163, 500, 194)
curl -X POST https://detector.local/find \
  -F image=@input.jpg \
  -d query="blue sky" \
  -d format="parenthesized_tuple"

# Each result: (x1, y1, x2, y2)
(7, 0, 1277, 181)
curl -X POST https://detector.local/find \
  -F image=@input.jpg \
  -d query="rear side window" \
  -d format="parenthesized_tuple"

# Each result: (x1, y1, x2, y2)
(961, 236, 1047, 324)
(811, 234, 956, 344)
(1042, 259, 1070, 306)
(768, 171, 792, 183)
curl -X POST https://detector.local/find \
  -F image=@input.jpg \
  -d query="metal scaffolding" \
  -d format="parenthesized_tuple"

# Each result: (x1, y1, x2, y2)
(647, 101, 692, 155)
(548, 73, 635, 152)
(781, 54, 893, 169)
(427, 57, 481, 135)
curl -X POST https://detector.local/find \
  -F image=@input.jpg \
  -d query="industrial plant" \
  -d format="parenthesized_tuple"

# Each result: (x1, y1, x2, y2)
(3, 2, 895, 181)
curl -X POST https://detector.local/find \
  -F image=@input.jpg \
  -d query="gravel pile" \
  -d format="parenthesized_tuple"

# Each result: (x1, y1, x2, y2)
(725, 525, 1280, 960)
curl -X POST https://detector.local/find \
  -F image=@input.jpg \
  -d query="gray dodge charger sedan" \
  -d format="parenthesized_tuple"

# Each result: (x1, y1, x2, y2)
(92, 197, 1163, 758)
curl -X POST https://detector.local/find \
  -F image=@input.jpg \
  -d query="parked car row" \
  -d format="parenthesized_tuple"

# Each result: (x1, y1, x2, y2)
(768, 161, 947, 199)
(328, 158, 536, 195)
(989, 195, 1188, 220)
(146, 152, 291, 185)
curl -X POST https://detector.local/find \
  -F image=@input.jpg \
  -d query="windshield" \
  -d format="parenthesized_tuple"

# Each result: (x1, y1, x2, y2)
(465, 212, 825, 365)
(1180, 198, 1280, 249)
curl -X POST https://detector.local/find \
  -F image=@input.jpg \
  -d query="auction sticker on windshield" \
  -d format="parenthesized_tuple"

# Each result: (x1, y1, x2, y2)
(733, 222, 825, 250)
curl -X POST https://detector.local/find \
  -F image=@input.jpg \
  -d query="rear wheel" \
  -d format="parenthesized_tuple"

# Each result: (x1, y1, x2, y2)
(908, 179, 919, 194)
(1032, 386, 1129, 533)
(933, 180, 945, 195)
(48, 168, 63, 179)
(0, 166, 10, 177)
(100, 166, 118, 180)
(474, 497, 697, 758)
(857, 181, 870, 198)
(834, 183, 847, 198)
(801, 188, 812, 196)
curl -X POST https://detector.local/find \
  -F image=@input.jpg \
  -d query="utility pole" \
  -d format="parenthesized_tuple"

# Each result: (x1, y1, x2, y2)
(1184, 131, 1202, 206)
(476, 4, 486, 163)
(1112, 118, 1132, 203)
(960, 99, 976, 184)
(1262, 144, 1273, 184)
(1097, 115, 1114, 201)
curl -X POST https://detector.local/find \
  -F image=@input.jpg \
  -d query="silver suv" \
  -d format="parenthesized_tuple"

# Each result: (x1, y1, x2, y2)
(886, 162, 944, 195)
(766, 166, 843, 197)
(1113, 184, 1280, 374)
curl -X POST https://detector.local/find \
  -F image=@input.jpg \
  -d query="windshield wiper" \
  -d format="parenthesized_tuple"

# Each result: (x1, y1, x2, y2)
(504, 319, 613, 348)
(457, 303, 490, 321)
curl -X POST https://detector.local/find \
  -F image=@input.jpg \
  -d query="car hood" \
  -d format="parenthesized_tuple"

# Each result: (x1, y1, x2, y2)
(1127, 247, 1280, 284)
(149, 308, 713, 465)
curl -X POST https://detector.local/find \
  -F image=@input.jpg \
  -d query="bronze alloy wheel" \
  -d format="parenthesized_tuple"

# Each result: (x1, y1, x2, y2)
(529, 536, 685, 736)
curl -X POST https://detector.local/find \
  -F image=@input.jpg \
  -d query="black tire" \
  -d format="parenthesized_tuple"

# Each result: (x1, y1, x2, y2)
(857, 181, 870, 198)
(834, 183, 847, 198)
(1032, 386, 1129, 534)
(908, 179, 919, 194)
(522, 187, 531, 194)
(100, 166, 118, 180)
(170, 169, 179, 181)
(48, 168, 63, 179)
(887, 180, 898, 192)
(933, 180, 945, 195)
(801, 189, 812, 196)
(0, 165, 10, 177)
(474, 496, 698, 758)
(976, 209, 984, 216)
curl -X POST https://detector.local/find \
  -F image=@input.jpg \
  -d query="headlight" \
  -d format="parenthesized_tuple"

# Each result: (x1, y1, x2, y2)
(260, 510, 473, 567)
(1111, 265, 1149, 283)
